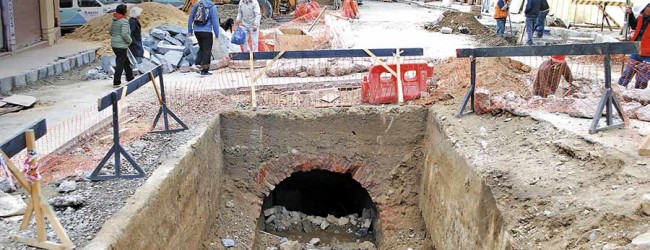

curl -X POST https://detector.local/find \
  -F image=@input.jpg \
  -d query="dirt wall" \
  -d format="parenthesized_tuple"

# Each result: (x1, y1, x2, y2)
(218, 106, 432, 249)
(84, 118, 224, 250)
(420, 109, 512, 250)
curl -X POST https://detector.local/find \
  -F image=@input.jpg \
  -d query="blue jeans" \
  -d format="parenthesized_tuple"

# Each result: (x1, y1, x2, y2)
(535, 11, 548, 37)
(619, 54, 650, 89)
(258, 0, 273, 18)
(525, 16, 536, 45)
(496, 19, 506, 37)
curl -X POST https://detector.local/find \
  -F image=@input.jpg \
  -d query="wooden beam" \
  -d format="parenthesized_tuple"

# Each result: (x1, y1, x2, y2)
(0, 119, 47, 158)
(0, 150, 31, 192)
(97, 66, 162, 111)
(12, 236, 69, 250)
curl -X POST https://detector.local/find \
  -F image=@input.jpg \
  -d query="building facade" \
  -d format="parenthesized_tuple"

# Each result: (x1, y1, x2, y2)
(0, 0, 60, 53)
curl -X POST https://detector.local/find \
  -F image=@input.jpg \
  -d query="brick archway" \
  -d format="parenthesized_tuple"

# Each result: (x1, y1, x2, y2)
(255, 153, 381, 201)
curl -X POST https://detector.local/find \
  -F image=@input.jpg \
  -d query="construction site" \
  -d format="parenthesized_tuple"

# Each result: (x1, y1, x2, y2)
(0, 0, 650, 249)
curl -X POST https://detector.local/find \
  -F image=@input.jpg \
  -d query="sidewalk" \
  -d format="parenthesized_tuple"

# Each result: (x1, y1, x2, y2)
(0, 38, 100, 94)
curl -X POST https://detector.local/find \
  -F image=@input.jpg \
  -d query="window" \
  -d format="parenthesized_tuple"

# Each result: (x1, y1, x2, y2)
(60, 0, 73, 8)
(78, 0, 101, 7)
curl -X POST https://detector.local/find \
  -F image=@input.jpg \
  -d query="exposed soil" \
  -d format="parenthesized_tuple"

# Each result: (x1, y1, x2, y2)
(424, 11, 489, 35)
(434, 57, 532, 98)
(430, 102, 650, 249)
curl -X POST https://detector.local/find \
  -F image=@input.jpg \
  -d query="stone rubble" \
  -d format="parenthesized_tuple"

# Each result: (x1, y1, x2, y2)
(262, 206, 377, 249)
(85, 25, 242, 80)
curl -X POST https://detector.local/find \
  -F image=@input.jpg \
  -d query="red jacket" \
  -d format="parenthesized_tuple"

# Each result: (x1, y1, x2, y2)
(632, 13, 650, 56)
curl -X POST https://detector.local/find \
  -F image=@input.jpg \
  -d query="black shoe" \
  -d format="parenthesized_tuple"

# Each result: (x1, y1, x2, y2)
(200, 71, 212, 76)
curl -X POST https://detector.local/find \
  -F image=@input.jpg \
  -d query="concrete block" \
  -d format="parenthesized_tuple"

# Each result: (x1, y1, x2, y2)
(13, 74, 26, 88)
(25, 70, 38, 84)
(83, 52, 92, 64)
(76, 55, 84, 67)
(47, 64, 56, 76)
(0, 77, 12, 94)
(88, 50, 97, 63)
(37, 66, 48, 79)
(54, 62, 63, 75)
(67, 57, 76, 69)
(61, 59, 71, 72)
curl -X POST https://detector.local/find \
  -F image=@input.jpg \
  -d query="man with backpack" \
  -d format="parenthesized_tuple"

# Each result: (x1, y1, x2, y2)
(188, 0, 220, 76)
(237, 0, 262, 52)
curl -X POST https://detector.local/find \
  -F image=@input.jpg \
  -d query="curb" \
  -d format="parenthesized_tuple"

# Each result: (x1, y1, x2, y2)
(0, 49, 99, 95)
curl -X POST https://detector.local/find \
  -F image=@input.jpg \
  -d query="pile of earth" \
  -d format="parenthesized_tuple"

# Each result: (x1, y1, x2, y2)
(423, 11, 489, 35)
(434, 57, 532, 98)
(66, 2, 189, 56)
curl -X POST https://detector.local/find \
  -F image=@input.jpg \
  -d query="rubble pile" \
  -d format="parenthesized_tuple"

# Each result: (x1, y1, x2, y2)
(263, 206, 374, 236)
(266, 59, 372, 77)
(84, 25, 241, 80)
(67, 3, 189, 56)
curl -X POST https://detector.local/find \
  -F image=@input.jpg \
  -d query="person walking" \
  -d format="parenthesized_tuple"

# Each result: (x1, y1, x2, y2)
(533, 55, 573, 97)
(534, 0, 549, 38)
(524, 0, 541, 45)
(129, 7, 144, 64)
(188, 0, 220, 76)
(482, 0, 491, 13)
(110, 4, 133, 87)
(619, 2, 650, 89)
(258, 0, 273, 18)
(237, 0, 261, 52)
(494, 0, 509, 37)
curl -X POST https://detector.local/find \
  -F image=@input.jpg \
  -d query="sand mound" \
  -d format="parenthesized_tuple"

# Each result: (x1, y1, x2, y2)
(66, 2, 188, 55)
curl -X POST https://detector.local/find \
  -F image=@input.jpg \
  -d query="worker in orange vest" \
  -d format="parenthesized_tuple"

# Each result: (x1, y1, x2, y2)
(493, 0, 509, 37)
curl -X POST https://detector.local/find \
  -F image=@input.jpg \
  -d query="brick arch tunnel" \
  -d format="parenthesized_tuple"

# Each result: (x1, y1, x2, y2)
(256, 154, 382, 245)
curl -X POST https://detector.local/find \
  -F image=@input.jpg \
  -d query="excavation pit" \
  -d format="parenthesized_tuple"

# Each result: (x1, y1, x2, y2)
(85, 106, 512, 250)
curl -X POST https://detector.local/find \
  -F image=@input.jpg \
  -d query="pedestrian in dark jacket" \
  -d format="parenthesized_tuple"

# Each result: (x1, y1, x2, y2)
(129, 7, 144, 63)
(110, 4, 133, 87)
(534, 0, 549, 38)
(524, 0, 542, 45)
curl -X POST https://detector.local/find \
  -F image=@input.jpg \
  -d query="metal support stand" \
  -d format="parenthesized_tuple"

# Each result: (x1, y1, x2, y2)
(150, 71, 188, 134)
(456, 57, 476, 117)
(589, 53, 626, 134)
(90, 92, 144, 180)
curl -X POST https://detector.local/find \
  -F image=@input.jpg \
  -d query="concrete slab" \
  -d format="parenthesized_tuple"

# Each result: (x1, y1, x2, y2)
(3, 95, 36, 107)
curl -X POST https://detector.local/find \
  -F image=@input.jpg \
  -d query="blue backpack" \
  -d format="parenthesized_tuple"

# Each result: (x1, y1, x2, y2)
(193, 2, 210, 25)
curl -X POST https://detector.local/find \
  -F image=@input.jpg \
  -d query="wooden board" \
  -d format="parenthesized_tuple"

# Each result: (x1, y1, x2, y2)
(2, 95, 36, 107)
(275, 28, 315, 51)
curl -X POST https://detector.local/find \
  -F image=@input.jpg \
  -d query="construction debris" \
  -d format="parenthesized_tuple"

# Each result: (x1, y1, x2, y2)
(2, 95, 36, 107)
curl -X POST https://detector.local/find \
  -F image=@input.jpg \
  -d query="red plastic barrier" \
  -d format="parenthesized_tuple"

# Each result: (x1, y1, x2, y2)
(342, 0, 359, 19)
(361, 62, 433, 104)
(294, 2, 321, 21)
